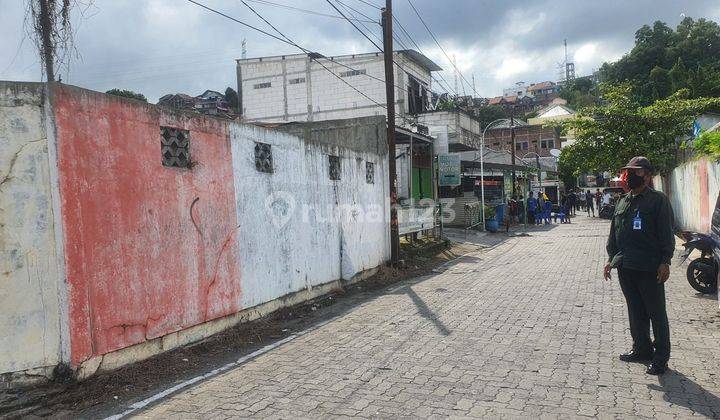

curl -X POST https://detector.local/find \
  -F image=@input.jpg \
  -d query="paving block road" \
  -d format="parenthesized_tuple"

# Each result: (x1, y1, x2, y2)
(128, 215, 720, 419)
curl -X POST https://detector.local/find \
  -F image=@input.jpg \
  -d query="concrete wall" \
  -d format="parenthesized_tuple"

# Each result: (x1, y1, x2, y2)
(0, 82, 65, 377)
(232, 117, 390, 308)
(654, 157, 720, 233)
(0, 82, 390, 381)
(238, 52, 432, 124)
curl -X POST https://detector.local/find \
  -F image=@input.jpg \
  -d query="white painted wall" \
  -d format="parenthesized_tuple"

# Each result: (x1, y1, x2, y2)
(238, 52, 433, 125)
(229, 123, 390, 309)
(0, 82, 63, 375)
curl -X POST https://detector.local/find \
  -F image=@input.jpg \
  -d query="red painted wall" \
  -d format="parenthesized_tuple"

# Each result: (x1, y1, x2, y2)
(52, 85, 242, 365)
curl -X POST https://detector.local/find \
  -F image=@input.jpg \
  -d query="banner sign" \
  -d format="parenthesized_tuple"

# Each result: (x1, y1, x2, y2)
(438, 154, 461, 186)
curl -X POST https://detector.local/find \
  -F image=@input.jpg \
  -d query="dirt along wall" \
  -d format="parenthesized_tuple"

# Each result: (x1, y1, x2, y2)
(0, 82, 66, 380)
(0, 82, 391, 382)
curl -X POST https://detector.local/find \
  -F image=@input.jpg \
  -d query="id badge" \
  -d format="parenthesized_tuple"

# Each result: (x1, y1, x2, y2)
(632, 210, 642, 230)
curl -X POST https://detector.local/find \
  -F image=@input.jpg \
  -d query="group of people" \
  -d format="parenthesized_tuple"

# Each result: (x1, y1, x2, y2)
(559, 188, 617, 218)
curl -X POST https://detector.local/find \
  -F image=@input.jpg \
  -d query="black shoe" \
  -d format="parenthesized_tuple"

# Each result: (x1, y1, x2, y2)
(619, 350, 653, 363)
(646, 362, 668, 375)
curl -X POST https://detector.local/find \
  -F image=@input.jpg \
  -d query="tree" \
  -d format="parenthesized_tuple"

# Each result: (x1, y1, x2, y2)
(600, 17, 720, 102)
(559, 77, 598, 110)
(669, 58, 688, 92)
(557, 84, 720, 176)
(648, 66, 672, 99)
(225, 87, 239, 112)
(474, 105, 508, 128)
(106, 89, 147, 102)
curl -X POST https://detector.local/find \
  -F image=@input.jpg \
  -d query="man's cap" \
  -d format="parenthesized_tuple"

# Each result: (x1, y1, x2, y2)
(622, 156, 653, 172)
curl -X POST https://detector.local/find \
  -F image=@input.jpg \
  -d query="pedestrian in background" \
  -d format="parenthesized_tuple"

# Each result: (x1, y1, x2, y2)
(586, 189, 595, 217)
(595, 188, 602, 210)
(527, 191, 538, 225)
(604, 156, 675, 375)
(568, 190, 577, 216)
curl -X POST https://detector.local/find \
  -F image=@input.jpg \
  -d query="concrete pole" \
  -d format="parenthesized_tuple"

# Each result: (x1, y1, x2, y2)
(381, 2, 400, 264)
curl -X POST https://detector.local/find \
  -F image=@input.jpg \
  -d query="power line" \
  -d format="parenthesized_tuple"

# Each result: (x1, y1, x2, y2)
(243, 0, 376, 24)
(324, 0, 383, 52)
(391, 14, 457, 96)
(350, 0, 382, 9)
(234, 0, 389, 108)
(334, 0, 383, 47)
(406, 0, 481, 98)
(187, 0, 296, 47)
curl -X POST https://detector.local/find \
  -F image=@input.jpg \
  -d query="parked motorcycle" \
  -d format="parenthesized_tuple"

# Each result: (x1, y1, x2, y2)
(679, 231, 719, 294)
(599, 203, 615, 220)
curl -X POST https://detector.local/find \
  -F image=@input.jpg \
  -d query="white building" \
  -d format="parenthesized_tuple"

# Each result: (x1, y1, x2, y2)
(235, 50, 442, 125)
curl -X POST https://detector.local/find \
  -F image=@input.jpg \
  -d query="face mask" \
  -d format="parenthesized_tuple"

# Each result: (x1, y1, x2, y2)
(626, 172, 644, 189)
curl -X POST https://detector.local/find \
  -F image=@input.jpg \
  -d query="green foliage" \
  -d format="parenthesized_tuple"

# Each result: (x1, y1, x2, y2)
(558, 77, 598, 110)
(224, 87, 239, 111)
(105, 88, 147, 102)
(649, 66, 672, 100)
(693, 131, 720, 160)
(557, 84, 720, 175)
(474, 105, 508, 128)
(600, 17, 720, 103)
(437, 99, 455, 111)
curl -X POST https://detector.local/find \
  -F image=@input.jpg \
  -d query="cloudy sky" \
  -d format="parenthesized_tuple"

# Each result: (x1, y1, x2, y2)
(2, 0, 719, 102)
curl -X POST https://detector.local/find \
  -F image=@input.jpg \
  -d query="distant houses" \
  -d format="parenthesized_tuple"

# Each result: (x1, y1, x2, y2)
(157, 89, 234, 118)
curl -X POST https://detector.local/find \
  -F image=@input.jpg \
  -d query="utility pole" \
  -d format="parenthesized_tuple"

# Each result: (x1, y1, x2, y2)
(510, 111, 516, 196)
(39, 0, 55, 82)
(381, 1, 400, 264)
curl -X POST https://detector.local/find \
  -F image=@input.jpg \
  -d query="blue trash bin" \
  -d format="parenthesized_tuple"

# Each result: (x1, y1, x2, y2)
(494, 203, 505, 226)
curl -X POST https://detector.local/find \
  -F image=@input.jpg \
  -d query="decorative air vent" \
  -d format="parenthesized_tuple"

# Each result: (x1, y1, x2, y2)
(161, 127, 190, 168)
(329, 155, 341, 180)
(366, 162, 374, 184)
(254, 142, 273, 173)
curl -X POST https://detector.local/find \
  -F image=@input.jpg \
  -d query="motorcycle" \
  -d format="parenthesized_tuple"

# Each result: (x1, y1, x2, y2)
(599, 203, 615, 220)
(679, 231, 719, 294)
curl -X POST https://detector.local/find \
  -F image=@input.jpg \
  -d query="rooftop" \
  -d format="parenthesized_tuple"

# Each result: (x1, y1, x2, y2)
(236, 49, 442, 72)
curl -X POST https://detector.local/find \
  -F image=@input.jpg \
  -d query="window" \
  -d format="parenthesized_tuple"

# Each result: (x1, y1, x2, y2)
(407, 76, 428, 114)
(340, 69, 366, 77)
(366, 162, 374, 184)
(289, 77, 305, 84)
(328, 155, 341, 180)
(161, 127, 190, 168)
(254, 142, 273, 173)
(515, 141, 529, 151)
(540, 139, 555, 149)
(253, 82, 271, 89)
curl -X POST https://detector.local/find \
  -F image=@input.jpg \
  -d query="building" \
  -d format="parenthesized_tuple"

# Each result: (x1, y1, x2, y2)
(527, 102, 577, 148)
(157, 90, 232, 117)
(416, 109, 482, 151)
(193, 89, 230, 115)
(236, 50, 442, 228)
(235, 50, 442, 124)
(527, 81, 560, 106)
(483, 120, 561, 157)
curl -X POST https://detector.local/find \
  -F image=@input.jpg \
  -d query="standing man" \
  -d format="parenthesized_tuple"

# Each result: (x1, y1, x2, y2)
(595, 188, 602, 210)
(603, 157, 675, 375)
(527, 191, 538, 225)
(586, 189, 595, 217)
(568, 190, 577, 216)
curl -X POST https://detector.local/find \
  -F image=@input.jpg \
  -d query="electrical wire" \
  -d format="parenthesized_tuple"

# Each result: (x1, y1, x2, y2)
(406, 0, 481, 98)
(324, 0, 383, 52)
(235, 0, 388, 108)
(237, 0, 407, 94)
(243, 0, 376, 24)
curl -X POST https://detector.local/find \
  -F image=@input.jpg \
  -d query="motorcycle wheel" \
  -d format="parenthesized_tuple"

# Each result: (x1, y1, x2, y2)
(686, 258, 718, 294)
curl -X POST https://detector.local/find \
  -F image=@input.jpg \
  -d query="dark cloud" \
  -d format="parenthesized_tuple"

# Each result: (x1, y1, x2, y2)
(1, 0, 718, 101)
